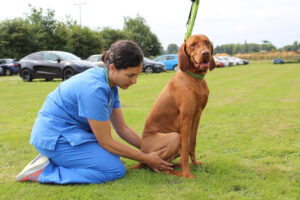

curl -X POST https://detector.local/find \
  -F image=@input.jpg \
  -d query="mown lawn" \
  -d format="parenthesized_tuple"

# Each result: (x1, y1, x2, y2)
(0, 62, 299, 200)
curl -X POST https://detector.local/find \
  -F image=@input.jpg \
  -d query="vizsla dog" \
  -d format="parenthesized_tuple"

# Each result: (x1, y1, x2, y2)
(138, 34, 216, 178)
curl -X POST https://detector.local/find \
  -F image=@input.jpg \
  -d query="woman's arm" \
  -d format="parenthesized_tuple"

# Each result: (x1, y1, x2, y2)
(109, 108, 141, 149)
(88, 118, 173, 172)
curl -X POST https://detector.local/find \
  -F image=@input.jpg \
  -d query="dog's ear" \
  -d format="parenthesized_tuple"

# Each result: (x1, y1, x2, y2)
(209, 42, 216, 71)
(178, 42, 189, 72)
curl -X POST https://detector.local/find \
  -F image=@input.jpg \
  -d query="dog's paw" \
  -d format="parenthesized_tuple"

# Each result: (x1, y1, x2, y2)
(183, 172, 195, 179)
(192, 161, 203, 165)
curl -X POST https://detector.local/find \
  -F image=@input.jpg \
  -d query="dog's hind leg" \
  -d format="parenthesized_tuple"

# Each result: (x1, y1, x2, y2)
(141, 132, 180, 162)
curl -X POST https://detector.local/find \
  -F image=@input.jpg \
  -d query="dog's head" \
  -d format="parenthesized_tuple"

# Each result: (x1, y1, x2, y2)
(178, 34, 216, 73)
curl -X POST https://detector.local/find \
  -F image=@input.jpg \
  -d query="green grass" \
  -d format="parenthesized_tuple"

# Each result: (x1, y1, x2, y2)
(0, 63, 299, 200)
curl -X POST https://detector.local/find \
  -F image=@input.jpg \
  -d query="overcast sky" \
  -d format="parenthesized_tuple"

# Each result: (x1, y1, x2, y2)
(1, 0, 299, 49)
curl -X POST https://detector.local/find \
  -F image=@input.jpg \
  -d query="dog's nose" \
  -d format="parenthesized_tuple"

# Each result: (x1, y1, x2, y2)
(202, 51, 210, 58)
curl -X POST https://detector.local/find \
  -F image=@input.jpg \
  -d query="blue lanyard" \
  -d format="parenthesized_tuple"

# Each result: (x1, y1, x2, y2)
(104, 69, 113, 109)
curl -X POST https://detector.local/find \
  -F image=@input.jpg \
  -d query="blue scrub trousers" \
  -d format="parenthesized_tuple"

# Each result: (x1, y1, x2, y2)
(35, 136, 126, 184)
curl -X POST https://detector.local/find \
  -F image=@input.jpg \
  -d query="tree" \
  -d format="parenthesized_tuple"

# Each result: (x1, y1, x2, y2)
(262, 40, 271, 44)
(292, 41, 298, 51)
(167, 44, 179, 54)
(123, 15, 162, 57)
(283, 45, 293, 51)
(68, 25, 104, 58)
(100, 27, 128, 50)
(0, 18, 32, 58)
(25, 6, 59, 51)
(261, 43, 276, 52)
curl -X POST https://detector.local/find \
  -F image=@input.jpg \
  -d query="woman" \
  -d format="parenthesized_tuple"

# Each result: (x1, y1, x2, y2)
(16, 40, 172, 184)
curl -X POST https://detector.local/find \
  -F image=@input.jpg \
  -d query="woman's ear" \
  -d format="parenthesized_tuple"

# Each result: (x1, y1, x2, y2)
(178, 42, 189, 72)
(109, 64, 116, 72)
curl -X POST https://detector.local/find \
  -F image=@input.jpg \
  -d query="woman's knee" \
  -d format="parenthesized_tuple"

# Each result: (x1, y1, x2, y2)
(104, 162, 126, 181)
(114, 162, 126, 179)
(118, 163, 126, 178)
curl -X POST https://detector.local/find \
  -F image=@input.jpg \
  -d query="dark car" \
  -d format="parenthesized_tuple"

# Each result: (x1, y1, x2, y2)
(0, 58, 19, 76)
(19, 51, 98, 82)
(243, 59, 250, 65)
(273, 58, 284, 64)
(142, 57, 166, 74)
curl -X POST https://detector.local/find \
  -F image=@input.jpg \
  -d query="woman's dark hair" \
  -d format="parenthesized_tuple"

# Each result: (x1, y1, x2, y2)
(101, 40, 144, 70)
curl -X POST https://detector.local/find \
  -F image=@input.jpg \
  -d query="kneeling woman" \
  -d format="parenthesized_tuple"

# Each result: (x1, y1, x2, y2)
(16, 40, 172, 184)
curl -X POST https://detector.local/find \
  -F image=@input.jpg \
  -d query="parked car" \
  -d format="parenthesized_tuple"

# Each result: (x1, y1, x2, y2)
(273, 58, 284, 64)
(19, 51, 98, 82)
(214, 57, 231, 67)
(154, 54, 178, 71)
(213, 57, 225, 68)
(0, 65, 3, 75)
(229, 57, 244, 65)
(87, 54, 105, 68)
(219, 56, 237, 66)
(142, 57, 166, 74)
(243, 59, 250, 65)
(0, 58, 19, 76)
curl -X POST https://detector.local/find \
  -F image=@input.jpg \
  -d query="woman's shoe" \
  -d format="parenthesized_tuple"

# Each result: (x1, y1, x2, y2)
(16, 155, 49, 182)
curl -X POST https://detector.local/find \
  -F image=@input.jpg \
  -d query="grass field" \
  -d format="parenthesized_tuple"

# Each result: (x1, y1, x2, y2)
(0, 62, 299, 200)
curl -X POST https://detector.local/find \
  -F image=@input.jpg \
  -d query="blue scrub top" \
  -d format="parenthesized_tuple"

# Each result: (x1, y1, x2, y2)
(30, 67, 121, 150)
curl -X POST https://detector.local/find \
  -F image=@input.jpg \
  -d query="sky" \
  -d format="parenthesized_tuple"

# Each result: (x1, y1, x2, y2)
(1, 0, 299, 49)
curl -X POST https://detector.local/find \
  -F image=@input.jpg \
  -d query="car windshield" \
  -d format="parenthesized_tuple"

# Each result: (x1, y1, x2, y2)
(5, 59, 14, 63)
(1, 59, 15, 64)
(88, 55, 102, 62)
(155, 56, 167, 61)
(55, 52, 81, 61)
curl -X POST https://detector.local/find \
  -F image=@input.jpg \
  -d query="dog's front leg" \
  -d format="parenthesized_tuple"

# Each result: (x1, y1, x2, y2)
(189, 110, 203, 165)
(179, 117, 195, 178)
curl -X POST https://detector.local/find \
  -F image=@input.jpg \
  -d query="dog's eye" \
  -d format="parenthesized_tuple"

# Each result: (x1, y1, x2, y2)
(190, 43, 197, 48)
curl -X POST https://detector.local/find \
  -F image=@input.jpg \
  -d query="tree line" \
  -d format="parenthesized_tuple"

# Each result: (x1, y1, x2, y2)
(214, 41, 300, 55)
(164, 40, 300, 56)
(0, 6, 162, 59)
(1, 5, 299, 59)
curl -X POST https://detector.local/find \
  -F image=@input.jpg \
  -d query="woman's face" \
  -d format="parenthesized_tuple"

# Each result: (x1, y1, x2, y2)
(109, 63, 143, 89)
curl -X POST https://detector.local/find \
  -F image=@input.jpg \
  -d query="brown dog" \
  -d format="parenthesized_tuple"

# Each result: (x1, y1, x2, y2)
(139, 34, 215, 178)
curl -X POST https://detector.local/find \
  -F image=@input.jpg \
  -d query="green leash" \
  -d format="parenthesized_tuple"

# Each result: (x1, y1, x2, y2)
(104, 68, 113, 109)
(184, 0, 204, 79)
(185, 0, 200, 41)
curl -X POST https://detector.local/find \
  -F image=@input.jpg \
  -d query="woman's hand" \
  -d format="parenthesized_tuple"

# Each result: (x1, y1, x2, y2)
(89, 119, 173, 171)
(144, 148, 173, 172)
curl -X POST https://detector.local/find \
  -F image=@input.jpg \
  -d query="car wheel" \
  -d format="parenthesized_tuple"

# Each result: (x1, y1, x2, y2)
(5, 68, 12, 76)
(173, 65, 179, 72)
(144, 66, 153, 74)
(21, 69, 33, 82)
(63, 67, 74, 80)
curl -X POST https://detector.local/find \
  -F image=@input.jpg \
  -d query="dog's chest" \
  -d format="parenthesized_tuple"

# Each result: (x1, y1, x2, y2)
(193, 82, 209, 109)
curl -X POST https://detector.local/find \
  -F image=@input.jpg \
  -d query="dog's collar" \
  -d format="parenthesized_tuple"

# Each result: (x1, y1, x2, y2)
(186, 70, 205, 79)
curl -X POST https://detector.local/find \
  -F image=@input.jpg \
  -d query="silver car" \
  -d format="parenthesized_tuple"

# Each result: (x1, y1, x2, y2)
(87, 54, 105, 68)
